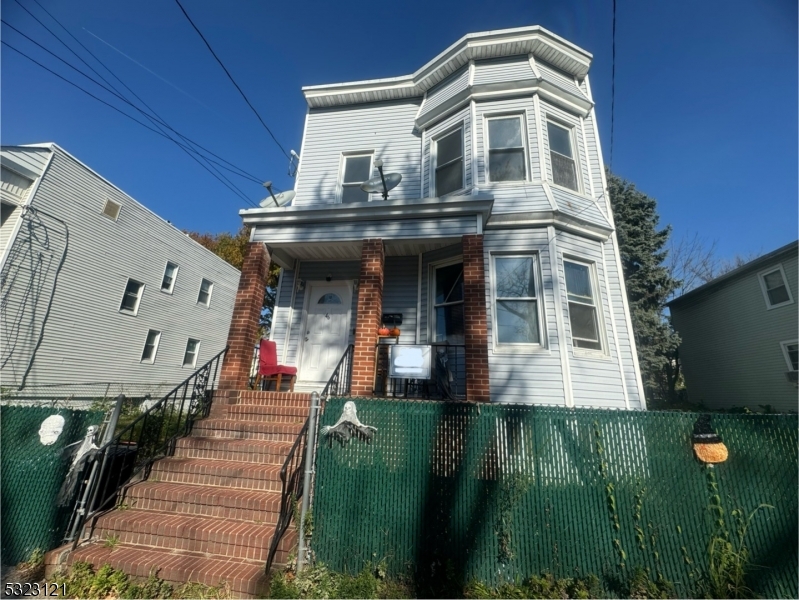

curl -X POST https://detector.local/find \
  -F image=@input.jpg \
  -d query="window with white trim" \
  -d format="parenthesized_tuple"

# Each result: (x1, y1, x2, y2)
(759, 266, 793, 309)
(434, 127, 464, 196)
(493, 255, 542, 345)
(197, 278, 213, 307)
(141, 329, 161, 363)
(161, 262, 178, 293)
(564, 260, 602, 351)
(432, 261, 464, 344)
(183, 338, 200, 367)
(119, 279, 144, 315)
(546, 120, 579, 191)
(487, 115, 527, 182)
(340, 154, 373, 203)
(781, 341, 798, 371)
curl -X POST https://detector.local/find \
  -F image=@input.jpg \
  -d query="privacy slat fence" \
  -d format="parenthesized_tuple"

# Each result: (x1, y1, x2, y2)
(312, 399, 797, 598)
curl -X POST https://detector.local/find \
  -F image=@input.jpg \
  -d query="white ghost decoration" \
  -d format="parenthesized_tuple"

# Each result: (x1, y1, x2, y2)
(38, 414, 66, 445)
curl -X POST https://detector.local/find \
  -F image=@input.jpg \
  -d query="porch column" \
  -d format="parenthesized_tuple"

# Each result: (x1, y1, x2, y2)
(219, 241, 271, 390)
(462, 234, 490, 403)
(351, 238, 385, 396)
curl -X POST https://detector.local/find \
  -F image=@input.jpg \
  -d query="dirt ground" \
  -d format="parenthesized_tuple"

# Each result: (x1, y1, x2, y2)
(1, 564, 48, 598)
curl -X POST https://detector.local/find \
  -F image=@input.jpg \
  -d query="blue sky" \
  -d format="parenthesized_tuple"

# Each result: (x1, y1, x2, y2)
(2, 0, 796, 261)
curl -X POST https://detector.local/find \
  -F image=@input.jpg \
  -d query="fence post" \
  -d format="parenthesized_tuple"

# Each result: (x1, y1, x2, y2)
(297, 391, 320, 572)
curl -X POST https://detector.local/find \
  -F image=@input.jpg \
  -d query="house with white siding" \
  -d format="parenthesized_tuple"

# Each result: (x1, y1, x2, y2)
(0, 143, 240, 399)
(237, 26, 646, 408)
(668, 241, 798, 413)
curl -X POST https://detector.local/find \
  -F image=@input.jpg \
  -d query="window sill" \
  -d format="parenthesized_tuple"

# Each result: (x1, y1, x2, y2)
(118, 309, 139, 317)
(572, 348, 612, 361)
(160, 289, 174, 295)
(766, 300, 794, 311)
(548, 181, 583, 195)
(492, 344, 550, 355)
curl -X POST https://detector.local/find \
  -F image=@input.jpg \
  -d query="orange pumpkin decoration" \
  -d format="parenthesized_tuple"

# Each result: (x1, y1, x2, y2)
(389, 327, 401, 337)
(378, 326, 390, 336)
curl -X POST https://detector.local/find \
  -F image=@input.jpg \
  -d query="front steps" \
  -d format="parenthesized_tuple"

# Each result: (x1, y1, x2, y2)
(46, 390, 310, 598)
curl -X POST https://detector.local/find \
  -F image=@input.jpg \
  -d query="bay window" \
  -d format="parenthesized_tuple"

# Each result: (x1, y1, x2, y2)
(493, 255, 542, 345)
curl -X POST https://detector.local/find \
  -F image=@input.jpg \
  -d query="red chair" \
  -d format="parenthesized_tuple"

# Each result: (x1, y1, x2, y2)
(254, 340, 297, 392)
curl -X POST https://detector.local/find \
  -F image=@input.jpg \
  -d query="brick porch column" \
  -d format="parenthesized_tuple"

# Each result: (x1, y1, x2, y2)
(219, 242, 271, 390)
(351, 239, 385, 396)
(463, 234, 490, 403)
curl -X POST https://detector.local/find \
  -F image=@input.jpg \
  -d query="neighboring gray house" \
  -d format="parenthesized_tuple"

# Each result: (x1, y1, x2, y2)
(668, 241, 798, 412)
(240, 26, 646, 408)
(0, 143, 240, 399)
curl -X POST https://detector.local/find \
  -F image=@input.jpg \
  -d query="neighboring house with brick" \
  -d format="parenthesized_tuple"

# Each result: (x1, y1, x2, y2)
(0, 143, 240, 398)
(236, 26, 646, 408)
(668, 241, 799, 413)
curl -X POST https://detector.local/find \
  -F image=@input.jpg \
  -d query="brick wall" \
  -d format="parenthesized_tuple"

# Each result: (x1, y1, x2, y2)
(219, 242, 271, 390)
(462, 234, 490, 402)
(351, 239, 385, 396)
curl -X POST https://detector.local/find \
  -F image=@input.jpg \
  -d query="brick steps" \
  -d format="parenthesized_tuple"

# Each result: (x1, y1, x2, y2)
(122, 482, 283, 522)
(49, 389, 311, 598)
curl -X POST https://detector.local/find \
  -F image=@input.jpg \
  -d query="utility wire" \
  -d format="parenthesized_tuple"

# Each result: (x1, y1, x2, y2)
(609, 0, 617, 169)
(26, 0, 266, 185)
(173, 0, 290, 159)
(8, 2, 263, 190)
(2, 19, 260, 194)
(2, 42, 258, 207)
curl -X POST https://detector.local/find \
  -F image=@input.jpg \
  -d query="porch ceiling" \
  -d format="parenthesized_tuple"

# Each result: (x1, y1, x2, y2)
(268, 238, 460, 266)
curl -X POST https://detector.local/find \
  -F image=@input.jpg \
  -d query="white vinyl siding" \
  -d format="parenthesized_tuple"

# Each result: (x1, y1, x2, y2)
(472, 55, 535, 86)
(418, 66, 470, 123)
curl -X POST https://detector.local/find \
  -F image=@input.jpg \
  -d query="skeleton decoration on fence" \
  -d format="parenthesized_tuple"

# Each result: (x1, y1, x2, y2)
(57, 425, 99, 505)
(691, 414, 728, 464)
(321, 401, 377, 446)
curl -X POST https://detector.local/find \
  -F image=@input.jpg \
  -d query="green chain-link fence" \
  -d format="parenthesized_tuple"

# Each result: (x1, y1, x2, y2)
(1, 406, 104, 565)
(313, 399, 798, 598)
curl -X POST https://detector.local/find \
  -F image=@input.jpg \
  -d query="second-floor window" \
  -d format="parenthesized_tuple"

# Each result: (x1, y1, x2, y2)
(564, 260, 602, 351)
(434, 127, 464, 196)
(141, 329, 161, 363)
(340, 154, 373, 203)
(119, 279, 144, 315)
(161, 262, 178, 293)
(198, 278, 213, 307)
(487, 116, 527, 182)
(547, 120, 579, 191)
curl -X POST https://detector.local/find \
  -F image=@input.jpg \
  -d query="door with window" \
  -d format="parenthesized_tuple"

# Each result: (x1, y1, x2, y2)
(431, 261, 466, 398)
(298, 282, 352, 384)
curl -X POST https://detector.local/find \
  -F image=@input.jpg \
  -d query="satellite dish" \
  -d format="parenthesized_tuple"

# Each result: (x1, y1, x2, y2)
(259, 190, 295, 208)
(361, 173, 401, 194)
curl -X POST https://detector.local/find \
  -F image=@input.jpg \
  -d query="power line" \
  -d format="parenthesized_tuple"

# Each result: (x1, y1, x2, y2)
(8, 1, 265, 189)
(173, 0, 290, 160)
(2, 41, 259, 207)
(609, 0, 617, 169)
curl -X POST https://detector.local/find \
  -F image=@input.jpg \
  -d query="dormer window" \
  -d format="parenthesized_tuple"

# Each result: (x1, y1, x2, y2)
(433, 127, 464, 196)
(547, 120, 579, 191)
(487, 115, 527, 182)
(340, 154, 373, 203)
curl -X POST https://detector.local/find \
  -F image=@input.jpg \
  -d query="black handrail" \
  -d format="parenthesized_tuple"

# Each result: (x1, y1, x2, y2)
(264, 344, 353, 574)
(65, 347, 228, 547)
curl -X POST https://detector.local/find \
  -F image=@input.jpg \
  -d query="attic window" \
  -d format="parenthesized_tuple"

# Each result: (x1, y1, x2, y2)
(102, 199, 121, 221)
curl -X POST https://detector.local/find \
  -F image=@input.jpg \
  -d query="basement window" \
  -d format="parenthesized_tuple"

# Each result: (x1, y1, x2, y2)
(102, 199, 121, 221)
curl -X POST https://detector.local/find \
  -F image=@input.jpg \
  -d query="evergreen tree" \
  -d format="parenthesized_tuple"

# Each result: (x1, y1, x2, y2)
(607, 170, 681, 404)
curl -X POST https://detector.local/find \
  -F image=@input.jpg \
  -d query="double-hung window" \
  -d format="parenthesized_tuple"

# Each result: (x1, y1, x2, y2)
(119, 279, 144, 315)
(487, 116, 527, 182)
(493, 255, 541, 345)
(433, 262, 464, 344)
(759, 266, 793, 309)
(564, 260, 602, 351)
(141, 329, 161, 363)
(197, 278, 213, 307)
(547, 120, 579, 191)
(781, 341, 798, 372)
(161, 262, 178, 293)
(434, 128, 464, 196)
(183, 338, 200, 367)
(340, 154, 373, 203)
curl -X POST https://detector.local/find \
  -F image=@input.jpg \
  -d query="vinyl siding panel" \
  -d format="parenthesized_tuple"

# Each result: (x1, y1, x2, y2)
(0, 204, 22, 255)
(271, 268, 295, 362)
(536, 59, 584, 98)
(472, 55, 534, 86)
(671, 252, 799, 412)
(553, 232, 629, 408)
(419, 242, 463, 344)
(483, 229, 566, 405)
(295, 100, 422, 206)
(422, 107, 472, 198)
(582, 109, 607, 211)
(1, 147, 51, 178)
(418, 67, 469, 123)
(382, 256, 419, 344)
(1, 167, 33, 205)
(0, 148, 240, 393)
(251, 216, 476, 244)
(549, 187, 609, 229)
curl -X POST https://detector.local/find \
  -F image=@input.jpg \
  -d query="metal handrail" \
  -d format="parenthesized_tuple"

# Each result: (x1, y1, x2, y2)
(65, 347, 228, 547)
(264, 344, 354, 574)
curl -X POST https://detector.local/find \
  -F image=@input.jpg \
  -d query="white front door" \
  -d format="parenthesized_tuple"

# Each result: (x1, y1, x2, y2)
(298, 282, 352, 384)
